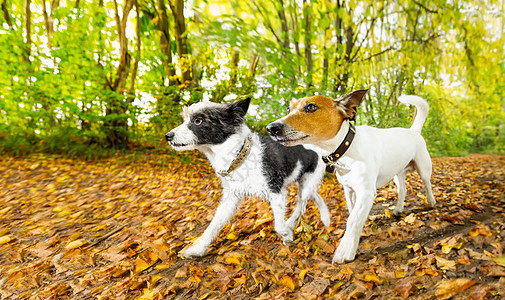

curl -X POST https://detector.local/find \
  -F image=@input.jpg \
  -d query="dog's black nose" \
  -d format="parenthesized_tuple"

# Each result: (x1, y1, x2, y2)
(165, 132, 174, 142)
(266, 122, 284, 136)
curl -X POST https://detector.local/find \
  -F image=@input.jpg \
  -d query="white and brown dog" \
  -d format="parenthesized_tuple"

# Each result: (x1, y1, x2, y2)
(266, 90, 436, 263)
(165, 98, 330, 258)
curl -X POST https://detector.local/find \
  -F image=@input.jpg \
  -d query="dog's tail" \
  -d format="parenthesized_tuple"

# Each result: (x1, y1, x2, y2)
(398, 95, 429, 132)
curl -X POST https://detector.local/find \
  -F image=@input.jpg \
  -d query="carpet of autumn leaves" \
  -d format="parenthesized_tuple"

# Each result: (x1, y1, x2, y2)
(0, 152, 504, 299)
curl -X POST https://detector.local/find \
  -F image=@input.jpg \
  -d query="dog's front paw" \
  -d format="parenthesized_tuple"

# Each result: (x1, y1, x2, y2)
(332, 237, 358, 264)
(391, 206, 403, 216)
(281, 232, 294, 245)
(182, 244, 207, 258)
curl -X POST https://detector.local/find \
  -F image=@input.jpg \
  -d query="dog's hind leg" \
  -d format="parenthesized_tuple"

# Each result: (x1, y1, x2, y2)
(286, 183, 307, 232)
(414, 150, 436, 207)
(182, 190, 242, 258)
(392, 171, 407, 215)
(305, 171, 331, 226)
(311, 193, 331, 226)
(286, 182, 331, 230)
(268, 193, 293, 244)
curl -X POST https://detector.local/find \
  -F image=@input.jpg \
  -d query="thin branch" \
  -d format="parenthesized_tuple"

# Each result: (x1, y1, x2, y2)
(252, 1, 282, 45)
(413, 0, 438, 14)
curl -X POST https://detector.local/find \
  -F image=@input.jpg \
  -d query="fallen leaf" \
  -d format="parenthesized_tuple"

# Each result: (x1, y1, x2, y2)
(404, 213, 416, 225)
(300, 278, 330, 299)
(493, 255, 505, 267)
(479, 264, 505, 277)
(277, 275, 297, 290)
(0, 235, 14, 245)
(65, 239, 85, 250)
(394, 277, 419, 298)
(435, 278, 476, 299)
(435, 256, 456, 270)
(313, 237, 335, 253)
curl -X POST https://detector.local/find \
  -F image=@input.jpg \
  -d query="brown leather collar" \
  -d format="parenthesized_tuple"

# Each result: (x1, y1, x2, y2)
(322, 123, 356, 173)
(217, 136, 252, 177)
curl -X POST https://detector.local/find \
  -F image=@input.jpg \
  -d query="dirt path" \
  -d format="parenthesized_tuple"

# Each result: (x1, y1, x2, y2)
(0, 153, 504, 299)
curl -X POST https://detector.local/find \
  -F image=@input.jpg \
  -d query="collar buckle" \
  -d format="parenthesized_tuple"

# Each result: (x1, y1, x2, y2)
(322, 123, 356, 173)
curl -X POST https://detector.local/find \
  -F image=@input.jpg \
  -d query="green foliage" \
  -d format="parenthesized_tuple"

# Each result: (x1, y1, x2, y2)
(0, 0, 503, 157)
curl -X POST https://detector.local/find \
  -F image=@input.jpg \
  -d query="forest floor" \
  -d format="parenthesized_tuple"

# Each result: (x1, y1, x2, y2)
(0, 153, 504, 299)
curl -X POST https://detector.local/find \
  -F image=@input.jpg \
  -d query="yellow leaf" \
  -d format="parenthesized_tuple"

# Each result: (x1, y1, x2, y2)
(226, 232, 237, 240)
(113, 212, 124, 218)
(69, 232, 82, 241)
(57, 210, 72, 216)
(0, 206, 12, 214)
(493, 255, 505, 267)
(151, 275, 162, 285)
(364, 273, 381, 283)
(0, 228, 9, 236)
(135, 259, 151, 273)
(404, 213, 416, 225)
(435, 256, 456, 270)
(468, 228, 479, 237)
(441, 241, 462, 254)
(53, 206, 64, 212)
(0, 235, 14, 245)
(407, 243, 423, 255)
(395, 270, 406, 278)
(384, 209, 392, 219)
(435, 278, 475, 299)
(277, 275, 296, 290)
(66, 239, 85, 250)
(56, 175, 70, 183)
(154, 264, 171, 270)
(233, 274, 247, 284)
(224, 254, 242, 265)
(135, 289, 159, 300)
(70, 211, 84, 219)
(299, 269, 308, 280)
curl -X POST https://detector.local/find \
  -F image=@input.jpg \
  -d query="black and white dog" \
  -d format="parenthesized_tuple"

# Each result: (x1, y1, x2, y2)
(165, 97, 329, 258)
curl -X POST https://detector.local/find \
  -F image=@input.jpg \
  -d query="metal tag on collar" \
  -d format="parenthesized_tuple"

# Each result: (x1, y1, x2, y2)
(217, 170, 230, 177)
(325, 164, 335, 174)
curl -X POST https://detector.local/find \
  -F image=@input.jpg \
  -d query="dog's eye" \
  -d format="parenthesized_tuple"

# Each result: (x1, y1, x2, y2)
(304, 103, 318, 113)
(193, 117, 203, 125)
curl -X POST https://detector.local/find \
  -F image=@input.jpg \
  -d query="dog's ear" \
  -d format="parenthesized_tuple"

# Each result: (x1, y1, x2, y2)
(226, 97, 251, 124)
(229, 97, 251, 117)
(334, 89, 367, 120)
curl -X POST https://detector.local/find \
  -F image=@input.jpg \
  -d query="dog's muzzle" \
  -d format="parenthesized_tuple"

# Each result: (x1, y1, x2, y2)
(165, 132, 174, 142)
(266, 122, 284, 137)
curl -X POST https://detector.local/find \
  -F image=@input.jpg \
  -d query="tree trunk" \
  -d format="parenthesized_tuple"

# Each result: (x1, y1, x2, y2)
(248, 55, 259, 78)
(157, 0, 177, 86)
(42, 0, 58, 48)
(1, 0, 12, 29)
(230, 49, 240, 85)
(303, 0, 312, 89)
(104, 0, 135, 148)
(333, 22, 354, 94)
(169, 0, 191, 86)
(277, 0, 289, 54)
(23, 0, 31, 64)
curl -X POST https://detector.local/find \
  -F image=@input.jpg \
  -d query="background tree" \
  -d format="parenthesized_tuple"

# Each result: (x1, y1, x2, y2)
(0, 0, 502, 156)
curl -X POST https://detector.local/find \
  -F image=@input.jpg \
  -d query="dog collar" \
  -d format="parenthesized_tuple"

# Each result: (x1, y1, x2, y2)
(217, 136, 252, 177)
(322, 123, 356, 173)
